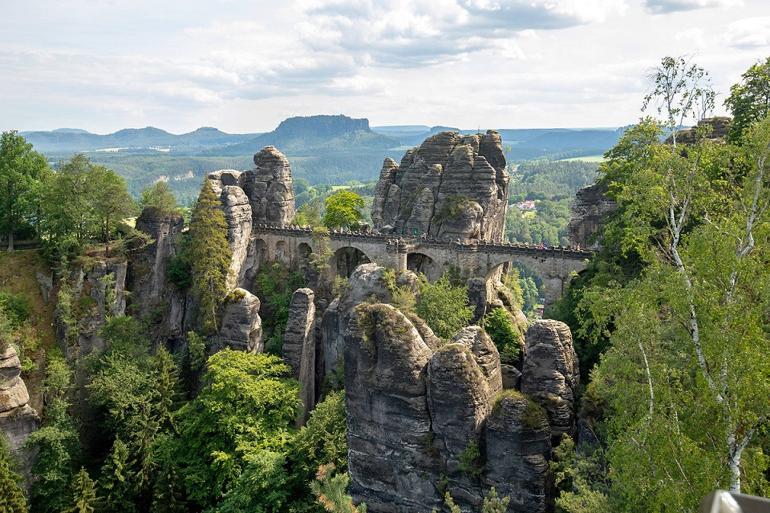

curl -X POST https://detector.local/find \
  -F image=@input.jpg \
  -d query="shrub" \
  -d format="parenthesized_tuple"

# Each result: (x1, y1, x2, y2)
(415, 275, 473, 339)
(0, 292, 31, 326)
(482, 308, 522, 363)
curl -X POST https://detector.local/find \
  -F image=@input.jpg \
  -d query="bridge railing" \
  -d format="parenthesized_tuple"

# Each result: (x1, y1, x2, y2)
(250, 224, 596, 259)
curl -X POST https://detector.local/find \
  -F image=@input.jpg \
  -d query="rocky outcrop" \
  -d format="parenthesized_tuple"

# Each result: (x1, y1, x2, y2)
(344, 299, 577, 513)
(127, 207, 185, 332)
(345, 303, 439, 513)
(215, 288, 262, 352)
(319, 263, 420, 384)
(372, 131, 509, 242)
(207, 146, 295, 289)
(56, 259, 128, 360)
(668, 116, 731, 145)
(567, 181, 616, 250)
(0, 344, 39, 455)
(283, 288, 316, 423)
(484, 392, 552, 513)
(522, 320, 579, 444)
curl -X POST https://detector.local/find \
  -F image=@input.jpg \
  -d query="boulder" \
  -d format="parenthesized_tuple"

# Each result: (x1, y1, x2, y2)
(283, 288, 316, 423)
(217, 288, 262, 352)
(452, 326, 503, 395)
(522, 320, 579, 444)
(372, 131, 509, 242)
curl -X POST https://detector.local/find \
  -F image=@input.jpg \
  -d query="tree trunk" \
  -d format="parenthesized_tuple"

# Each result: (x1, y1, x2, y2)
(6, 231, 13, 252)
(727, 437, 742, 493)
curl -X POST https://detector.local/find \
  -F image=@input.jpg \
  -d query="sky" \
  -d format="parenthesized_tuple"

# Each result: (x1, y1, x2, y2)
(1, 0, 769, 133)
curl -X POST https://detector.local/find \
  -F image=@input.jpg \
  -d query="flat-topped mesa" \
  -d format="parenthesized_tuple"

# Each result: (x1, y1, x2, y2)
(207, 146, 296, 289)
(372, 130, 509, 242)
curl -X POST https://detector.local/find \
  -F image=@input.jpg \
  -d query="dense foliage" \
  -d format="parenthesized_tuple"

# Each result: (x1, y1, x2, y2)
(550, 56, 770, 512)
(415, 275, 474, 339)
(323, 190, 365, 229)
(139, 181, 180, 215)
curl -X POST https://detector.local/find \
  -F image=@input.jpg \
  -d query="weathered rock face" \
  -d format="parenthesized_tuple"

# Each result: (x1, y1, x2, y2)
(319, 263, 420, 383)
(56, 259, 128, 360)
(344, 295, 577, 513)
(216, 288, 262, 352)
(567, 181, 616, 250)
(283, 288, 316, 423)
(372, 131, 509, 242)
(484, 392, 552, 513)
(522, 320, 580, 444)
(127, 207, 185, 328)
(345, 303, 439, 513)
(0, 344, 39, 455)
(207, 146, 295, 289)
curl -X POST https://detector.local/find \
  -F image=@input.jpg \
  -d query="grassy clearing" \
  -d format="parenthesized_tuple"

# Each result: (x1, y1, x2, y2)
(558, 154, 605, 163)
(0, 250, 57, 411)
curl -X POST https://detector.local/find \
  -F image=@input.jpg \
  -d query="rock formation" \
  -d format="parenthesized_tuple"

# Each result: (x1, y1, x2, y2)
(372, 131, 509, 242)
(522, 320, 580, 444)
(283, 288, 316, 423)
(127, 206, 187, 337)
(56, 259, 128, 360)
(667, 116, 731, 145)
(342, 275, 579, 513)
(207, 146, 295, 289)
(216, 288, 262, 352)
(484, 392, 552, 513)
(0, 343, 39, 455)
(567, 181, 616, 250)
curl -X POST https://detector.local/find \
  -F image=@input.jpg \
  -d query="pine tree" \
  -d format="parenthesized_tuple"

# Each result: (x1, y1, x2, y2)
(67, 468, 97, 513)
(98, 438, 137, 513)
(0, 438, 28, 513)
(188, 180, 231, 333)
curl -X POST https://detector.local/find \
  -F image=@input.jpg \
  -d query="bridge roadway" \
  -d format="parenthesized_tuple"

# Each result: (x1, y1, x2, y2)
(247, 224, 595, 304)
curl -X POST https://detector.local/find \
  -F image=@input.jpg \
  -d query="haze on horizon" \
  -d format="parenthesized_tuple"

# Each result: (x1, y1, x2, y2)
(1, 0, 769, 134)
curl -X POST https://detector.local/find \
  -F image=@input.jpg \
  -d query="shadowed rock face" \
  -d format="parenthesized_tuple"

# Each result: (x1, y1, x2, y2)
(283, 288, 316, 424)
(372, 131, 509, 242)
(484, 393, 552, 513)
(128, 207, 185, 335)
(522, 320, 580, 444)
(567, 181, 616, 250)
(343, 286, 578, 513)
(216, 288, 262, 352)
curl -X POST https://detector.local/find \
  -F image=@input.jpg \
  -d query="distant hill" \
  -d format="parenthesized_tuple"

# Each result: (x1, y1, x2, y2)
(372, 125, 461, 146)
(219, 115, 398, 155)
(20, 126, 257, 153)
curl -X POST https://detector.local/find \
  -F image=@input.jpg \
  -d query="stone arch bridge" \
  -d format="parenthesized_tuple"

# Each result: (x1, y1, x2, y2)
(247, 224, 594, 305)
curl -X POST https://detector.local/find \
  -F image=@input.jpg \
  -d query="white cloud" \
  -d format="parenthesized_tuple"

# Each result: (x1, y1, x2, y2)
(644, 0, 742, 14)
(723, 17, 770, 48)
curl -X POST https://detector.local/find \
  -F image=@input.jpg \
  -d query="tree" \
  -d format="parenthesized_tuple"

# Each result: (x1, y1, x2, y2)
(0, 131, 49, 250)
(416, 275, 473, 339)
(26, 355, 80, 513)
(311, 464, 366, 513)
(188, 180, 231, 333)
(725, 57, 770, 143)
(67, 468, 97, 513)
(561, 62, 770, 511)
(98, 438, 137, 513)
(159, 350, 299, 510)
(482, 308, 522, 363)
(91, 166, 136, 254)
(140, 181, 179, 215)
(323, 190, 365, 229)
(0, 437, 28, 513)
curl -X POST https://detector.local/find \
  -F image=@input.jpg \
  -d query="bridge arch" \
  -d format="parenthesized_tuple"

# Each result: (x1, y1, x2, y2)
(407, 252, 441, 281)
(331, 246, 371, 278)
